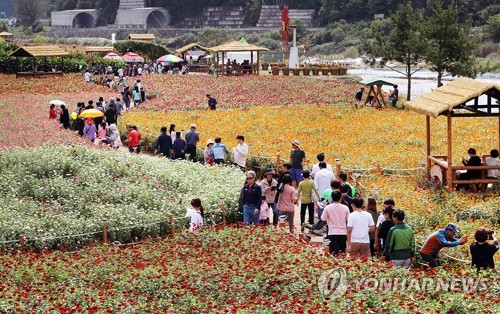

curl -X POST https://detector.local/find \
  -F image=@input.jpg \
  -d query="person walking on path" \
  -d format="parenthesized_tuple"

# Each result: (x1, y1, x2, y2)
(185, 124, 200, 162)
(297, 170, 320, 229)
(261, 168, 278, 226)
(314, 162, 334, 199)
(321, 191, 350, 256)
(420, 223, 468, 268)
(154, 126, 173, 158)
(173, 131, 187, 159)
(347, 197, 375, 258)
(381, 210, 415, 267)
(289, 140, 305, 189)
(233, 135, 249, 171)
(126, 125, 141, 154)
(311, 152, 333, 179)
(210, 137, 229, 165)
(277, 174, 298, 234)
(241, 171, 262, 226)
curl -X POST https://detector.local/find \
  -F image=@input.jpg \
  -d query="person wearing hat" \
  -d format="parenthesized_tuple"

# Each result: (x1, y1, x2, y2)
(261, 168, 278, 224)
(185, 124, 200, 162)
(204, 139, 215, 165)
(289, 139, 306, 189)
(420, 223, 468, 268)
(456, 148, 482, 191)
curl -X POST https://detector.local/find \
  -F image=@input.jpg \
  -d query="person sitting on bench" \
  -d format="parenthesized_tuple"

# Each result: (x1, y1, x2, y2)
(456, 148, 482, 191)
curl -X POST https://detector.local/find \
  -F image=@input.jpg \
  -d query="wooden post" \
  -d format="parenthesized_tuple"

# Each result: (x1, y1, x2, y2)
(257, 52, 260, 75)
(446, 111, 453, 189)
(335, 159, 341, 176)
(276, 152, 281, 175)
(169, 214, 175, 233)
(19, 235, 25, 250)
(426, 115, 431, 171)
(376, 164, 381, 175)
(221, 202, 226, 225)
(348, 171, 353, 182)
(498, 115, 500, 151)
(102, 225, 108, 243)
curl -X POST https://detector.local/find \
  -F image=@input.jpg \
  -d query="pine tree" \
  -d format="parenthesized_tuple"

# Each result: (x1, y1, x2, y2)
(366, 2, 427, 100)
(422, 1, 477, 86)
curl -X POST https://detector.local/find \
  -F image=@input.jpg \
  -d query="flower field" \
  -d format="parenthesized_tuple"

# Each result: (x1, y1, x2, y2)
(0, 72, 499, 312)
(0, 145, 243, 248)
(132, 74, 355, 111)
(0, 228, 498, 313)
(120, 105, 499, 169)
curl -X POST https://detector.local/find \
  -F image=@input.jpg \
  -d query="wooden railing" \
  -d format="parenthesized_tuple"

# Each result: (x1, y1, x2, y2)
(428, 155, 500, 192)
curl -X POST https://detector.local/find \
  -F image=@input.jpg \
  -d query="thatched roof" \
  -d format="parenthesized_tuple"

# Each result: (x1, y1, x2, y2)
(0, 31, 14, 37)
(10, 46, 70, 58)
(174, 43, 209, 55)
(406, 77, 500, 118)
(86, 46, 114, 53)
(209, 40, 269, 52)
(128, 34, 156, 41)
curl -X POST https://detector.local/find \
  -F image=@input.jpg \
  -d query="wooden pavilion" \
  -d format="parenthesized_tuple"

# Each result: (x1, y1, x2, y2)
(85, 46, 114, 56)
(10, 46, 70, 78)
(0, 31, 14, 42)
(175, 43, 210, 73)
(128, 34, 156, 42)
(406, 77, 500, 191)
(360, 79, 394, 107)
(209, 40, 269, 75)
(174, 43, 209, 60)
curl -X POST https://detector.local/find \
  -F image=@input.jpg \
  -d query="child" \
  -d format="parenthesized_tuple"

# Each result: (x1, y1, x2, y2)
(49, 104, 57, 119)
(259, 195, 270, 226)
(98, 122, 108, 144)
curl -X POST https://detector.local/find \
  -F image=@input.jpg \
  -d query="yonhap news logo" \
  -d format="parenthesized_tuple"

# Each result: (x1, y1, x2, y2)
(318, 267, 499, 299)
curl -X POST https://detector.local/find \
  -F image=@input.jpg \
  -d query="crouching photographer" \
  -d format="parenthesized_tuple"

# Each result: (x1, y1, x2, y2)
(470, 228, 499, 271)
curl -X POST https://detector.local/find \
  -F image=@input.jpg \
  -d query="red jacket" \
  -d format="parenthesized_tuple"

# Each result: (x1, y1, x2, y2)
(127, 130, 140, 147)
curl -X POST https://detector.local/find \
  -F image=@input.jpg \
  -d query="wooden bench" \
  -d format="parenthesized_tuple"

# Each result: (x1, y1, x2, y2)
(428, 155, 500, 192)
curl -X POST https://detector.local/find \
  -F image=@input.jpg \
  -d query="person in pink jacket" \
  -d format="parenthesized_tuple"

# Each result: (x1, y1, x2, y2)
(277, 174, 298, 234)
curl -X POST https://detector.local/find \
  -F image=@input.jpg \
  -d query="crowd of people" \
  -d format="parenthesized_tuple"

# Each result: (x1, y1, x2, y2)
(236, 140, 498, 270)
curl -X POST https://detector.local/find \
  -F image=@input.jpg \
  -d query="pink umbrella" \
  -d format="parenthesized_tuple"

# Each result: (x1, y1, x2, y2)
(122, 52, 145, 63)
(103, 52, 123, 60)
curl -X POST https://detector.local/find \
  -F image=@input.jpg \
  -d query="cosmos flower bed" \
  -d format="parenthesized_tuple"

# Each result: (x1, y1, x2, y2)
(120, 105, 499, 169)
(0, 227, 498, 313)
(0, 145, 243, 248)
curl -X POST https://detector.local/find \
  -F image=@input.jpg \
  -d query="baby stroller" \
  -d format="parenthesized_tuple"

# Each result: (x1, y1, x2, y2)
(303, 200, 328, 236)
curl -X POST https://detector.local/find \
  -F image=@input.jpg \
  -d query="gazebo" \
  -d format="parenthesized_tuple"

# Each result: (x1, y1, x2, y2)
(174, 43, 209, 61)
(10, 46, 70, 78)
(0, 31, 14, 42)
(360, 79, 394, 107)
(209, 40, 269, 75)
(128, 34, 156, 42)
(406, 77, 500, 191)
(85, 46, 114, 56)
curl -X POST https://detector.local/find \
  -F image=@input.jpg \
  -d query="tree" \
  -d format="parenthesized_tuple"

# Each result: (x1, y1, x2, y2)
(484, 13, 500, 42)
(14, 0, 47, 28)
(365, 3, 427, 100)
(422, 1, 477, 86)
(197, 27, 229, 47)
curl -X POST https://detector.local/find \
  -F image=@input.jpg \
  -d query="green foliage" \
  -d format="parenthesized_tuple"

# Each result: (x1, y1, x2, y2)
(484, 13, 500, 42)
(163, 33, 197, 51)
(113, 40, 169, 62)
(95, 0, 119, 26)
(14, 0, 48, 30)
(197, 27, 230, 47)
(0, 22, 8, 32)
(421, 1, 477, 85)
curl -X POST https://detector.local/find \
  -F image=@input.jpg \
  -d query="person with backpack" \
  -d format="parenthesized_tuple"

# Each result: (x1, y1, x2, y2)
(206, 94, 217, 110)
(185, 124, 200, 161)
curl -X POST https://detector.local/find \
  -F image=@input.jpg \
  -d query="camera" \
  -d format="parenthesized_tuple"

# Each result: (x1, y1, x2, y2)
(487, 230, 495, 240)
(271, 186, 277, 191)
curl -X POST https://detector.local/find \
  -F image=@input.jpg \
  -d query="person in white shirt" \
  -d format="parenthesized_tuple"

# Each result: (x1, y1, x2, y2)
(485, 149, 500, 178)
(184, 198, 204, 233)
(347, 197, 375, 258)
(117, 67, 124, 78)
(314, 162, 335, 197)
(377, 199, 395, 228)
(232, 135, 249, 171)
(311, 152, 334, 179)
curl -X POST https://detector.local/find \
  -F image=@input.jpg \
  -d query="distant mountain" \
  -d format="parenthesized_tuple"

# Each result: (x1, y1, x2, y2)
(0, 0, 15, 17)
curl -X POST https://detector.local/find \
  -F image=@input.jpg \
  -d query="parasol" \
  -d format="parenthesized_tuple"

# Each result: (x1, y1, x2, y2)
(50, 100, 65, 106)
(156, 54, 184, 63)
(103, 52, 123, 60)
(122, 52, 145, 63)
(79, 109, 104, 118)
